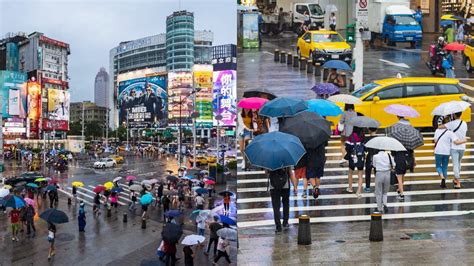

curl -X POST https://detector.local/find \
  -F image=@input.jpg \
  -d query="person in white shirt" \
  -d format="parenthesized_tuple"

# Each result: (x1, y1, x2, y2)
(329, 12, 337, 31)
(434, 118, 466, 188)
(443, 112, 468, 188)
(195, 194, 205, 210)
(372, 150, 395, 213)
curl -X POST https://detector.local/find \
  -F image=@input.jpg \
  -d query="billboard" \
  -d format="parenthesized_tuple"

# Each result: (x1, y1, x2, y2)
(193, 65, 213, 124)
(118, 74, 167, 128)
(243, 13, 259, 48)
(0, 71, 27, 118)
(213, 70, 237, 127)
(168, 72, 193, 119)
(27, 82, 41, 119)
(47, 88, 70, 121)
(43, 119, 69, 131)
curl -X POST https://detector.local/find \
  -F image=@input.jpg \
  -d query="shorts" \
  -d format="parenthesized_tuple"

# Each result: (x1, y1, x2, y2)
(348, 155, 365, 171)
(11, 222, 19, 232)
(393, 151, 413, 175)
(294, 167, 306, 179)
(239, 129, 252, 140)
(306, 166, 323, 179)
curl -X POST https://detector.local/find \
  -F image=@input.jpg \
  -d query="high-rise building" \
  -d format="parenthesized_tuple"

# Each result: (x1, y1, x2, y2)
(70, 101, 107, 125)
(166, 10, 195, 72)
(94, 67, 109, 108)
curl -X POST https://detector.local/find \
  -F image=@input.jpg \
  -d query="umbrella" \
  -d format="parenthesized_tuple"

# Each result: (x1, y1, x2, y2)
(322, 60, 352, 71)
(245, 131, 306, 171)
(39, 208, 69, 224)
(166, 190, 178, 196)
(365, 136, 407, 151)
(181, 235, 206, 246)
(24, 197, 36, 207)
(181, 175, 194, 180)
(218, 191, 234, 197)
(311, 83, 340, 96)
(219, 215, 236, 226)
(148, 178, 159, 184)
(280, 111, 331, 149)
(71, 181, 84, 187)
(3, 185, 12, 190)
(35, 178, 47, 182)
(348, 116, 381, 128)
(444, 42, 465, 51)
(111, 187, 122, 193)
(129, 184, 142, 191)
(192, 186, 202, 191)
(195, 188, 208, 194)
(0, 188, 10, 198)
(384, 104, 420, 118)
(165, 210, 182, 218)
(200, 170, 209, 175)
(45, 185, 57, 191)
(26, 183, 39, 188)
(386, 123, 424, 150)
(440, 20, 455, 27)
(327, 94, 362, 104)
(104, 182, 114, 190)
(93, 185, 105, 193)
(205, 180, 216, 185)
(49, 179, 59, 184)
(141, 180, 152, 185)
(3, 195, 26, 208)
(15, 181, 26, 187)
(242, 88, 277, 100)
(13, 186, 23, 193)
(190, 210, 201, 221)
(166, 175, 178, 182)
(113, 177, 122, 183)
(161, 223, 183, 244)
(259, 97, 308, 118)
(432, 101, 470, 116)
(217, 228, 238, 241)
(441, 14, 464, 21)
(140, 193, 154, 205)
(198, 210, 211, 219)
(237, 97, 269, 109)
(126, 175, 137, 181)
(307, 99, 342, 117)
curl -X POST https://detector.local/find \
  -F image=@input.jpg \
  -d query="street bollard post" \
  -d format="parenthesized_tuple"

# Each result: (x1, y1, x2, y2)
(67, 198, 72, 205)
(107, 205, 111, 217)
(307, 60, 313, 74)
(293, 55, 299, 68)
(314, 63, 321, 77)
(141, 218, 146, 229)
(287, 53, 292, 65)
(274, 49, 280, 62)
(123, 212, 127, 223)
(280, 51, 287, 63)
(369, 212, 383, 241)
(299, 58, 306, 71)
(297, 215, 311, 245)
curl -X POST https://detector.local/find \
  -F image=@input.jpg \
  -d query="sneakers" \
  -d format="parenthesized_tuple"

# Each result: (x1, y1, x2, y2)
(364, 187, 371, 193)
(282, 222, 290, 229)
(397, 194, 405, 201)
(440, 179, 447, 189)
(346, 188, 354, 193)
(313, 187, 320, 199)
(302, 190, 307, 199)
(293, 190, 298, 197)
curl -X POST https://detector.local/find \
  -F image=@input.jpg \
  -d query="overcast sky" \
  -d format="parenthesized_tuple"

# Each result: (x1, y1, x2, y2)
(0, 0, 236, 102)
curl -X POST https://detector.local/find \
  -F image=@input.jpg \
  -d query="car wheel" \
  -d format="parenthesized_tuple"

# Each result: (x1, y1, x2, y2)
(113, 163, 116, 167)
(432, 116, 444, 129)
(102, 164, 105, 169)
(466, 58, 473, 73)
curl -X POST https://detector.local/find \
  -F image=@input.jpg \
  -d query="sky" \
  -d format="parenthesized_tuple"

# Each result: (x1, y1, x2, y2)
(0, 0, 237, 102)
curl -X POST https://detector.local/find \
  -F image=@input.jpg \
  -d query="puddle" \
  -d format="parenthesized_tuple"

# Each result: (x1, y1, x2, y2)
(404, 233, 434, 240)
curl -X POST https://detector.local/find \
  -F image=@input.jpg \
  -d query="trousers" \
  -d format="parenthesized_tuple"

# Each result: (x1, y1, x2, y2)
(270, 189, 290, 229)
(451, 149, 464, 180)
(375, 171, 391, 212)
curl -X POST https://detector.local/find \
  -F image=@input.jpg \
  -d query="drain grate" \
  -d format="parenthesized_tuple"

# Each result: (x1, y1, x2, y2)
(335, 240, 346, 243)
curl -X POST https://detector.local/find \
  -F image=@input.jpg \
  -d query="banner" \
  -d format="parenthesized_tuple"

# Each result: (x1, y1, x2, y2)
(0, 71, 27, 118)
(43, 119, 69, 131)
(213, 70, 237, 127)
(118, 74, 167, 128)
(168, 72, 193, 119)
(8, 88, 20, 116)
(243, 13, 259, 48)
(193, 65, 213, 124)
(47, 88, 70, 121)
(27, 82, 41, 119)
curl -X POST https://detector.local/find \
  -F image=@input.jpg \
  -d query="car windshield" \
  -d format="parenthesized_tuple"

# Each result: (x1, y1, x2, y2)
(352, 83, 380, 98)
(100, 158, 108, 162)
(313, 33, 343, 43)
(393, 15, 418, 26)
(308, 4, 323, 16)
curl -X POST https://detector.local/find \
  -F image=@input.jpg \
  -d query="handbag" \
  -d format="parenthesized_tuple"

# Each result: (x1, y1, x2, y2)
(337, 122, 345, 133)
(388, 154, 398, 186)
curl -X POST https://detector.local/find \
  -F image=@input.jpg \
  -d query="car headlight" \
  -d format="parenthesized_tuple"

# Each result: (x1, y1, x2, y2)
(343, 49, 352, 54)
(313, 48, 324, 54)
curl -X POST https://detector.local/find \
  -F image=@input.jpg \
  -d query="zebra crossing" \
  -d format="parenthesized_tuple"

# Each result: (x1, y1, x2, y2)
(237, 132, 474, 229)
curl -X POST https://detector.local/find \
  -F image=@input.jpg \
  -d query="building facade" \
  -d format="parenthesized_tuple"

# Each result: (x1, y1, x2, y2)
(94, 67, 109, 108)
(166, 10, 195, 72)
(70, 101, 107, 125)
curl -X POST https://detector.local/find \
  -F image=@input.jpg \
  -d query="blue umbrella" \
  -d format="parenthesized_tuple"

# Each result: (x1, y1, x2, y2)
(322, 60, 352, 71)
(307, 99, 342, 117)
(219, 215, 236, 226)
(165, 210, 182, 218)
(46, 185, 57, 191)
(311, 83, 340, 96)
(259, 97, 308, 118)
(26, 183, 39, 188)
(195, 188, 208, 195)
(182, 175, 194, 180)
(3, 195, 26, 209)
(244, 131, 306, 171)
(440, 20, 454, 27)
(140, 193, 154, 205)
(111, 187, 122, 193)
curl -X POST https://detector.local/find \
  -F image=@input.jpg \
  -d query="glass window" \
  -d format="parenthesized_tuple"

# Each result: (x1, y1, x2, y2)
(393, 15, 418, 26)
(296, 5, 309, 15)
(438, 84, 463, 95)
(313, 33, 343, 42)
(303, 33, 311, 42)
(406, 85, 435, 97)
(374, 86, 403, 100)
(353, 83, 380, 99)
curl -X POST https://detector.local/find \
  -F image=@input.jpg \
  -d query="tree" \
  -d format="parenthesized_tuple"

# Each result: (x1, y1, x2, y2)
(68, 121, 82, 136)
(85, 121, 103, 140)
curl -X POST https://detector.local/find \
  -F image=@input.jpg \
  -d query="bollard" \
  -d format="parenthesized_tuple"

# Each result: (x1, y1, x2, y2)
(369, 212, 383, 241)
(299, 58, 306, 71)
(307, 60, 314, 74)
(314, 64, 321, 77)
(107, 206, 111, 217)
(274, 49, 280, 62)
(287, 53, 292, 65)
(297, 215, 311, 245)
(123, 212, 127, 223)
(141, 218, 146, 229)
(67, 198, 72, 205)
(293, 55, 299, 68)
(280, 51, 287, 63)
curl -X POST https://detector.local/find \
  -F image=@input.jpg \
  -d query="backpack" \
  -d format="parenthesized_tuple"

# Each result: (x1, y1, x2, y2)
(268, 169, 289, 190)
(354, 143, 365, 156)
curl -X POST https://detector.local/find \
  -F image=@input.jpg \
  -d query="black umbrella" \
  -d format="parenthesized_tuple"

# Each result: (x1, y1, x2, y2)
(40, 208, 69, 224)
(243, 88, 277, 100)
(166, 175, 178, 182)
(218, 191, 234, 197)
(166, 190, 178, 196)
(386, 123, 424, 150)
(161, 223, 183, 244)
(280, 111, 331, 149)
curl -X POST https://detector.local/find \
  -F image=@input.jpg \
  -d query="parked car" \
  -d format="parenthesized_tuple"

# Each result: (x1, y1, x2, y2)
(109, 155, 124, 164)
(94, 158, 116, 169)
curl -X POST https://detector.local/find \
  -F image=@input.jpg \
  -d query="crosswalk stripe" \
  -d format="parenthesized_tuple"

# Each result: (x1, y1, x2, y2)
(85, 185, 132, 203)
(72, 186, 127, 206)
(237, 210, 474, 228)
(57, 189, 93, 206)
(237, 188, 474, 204)
(238, 198, 474, 215)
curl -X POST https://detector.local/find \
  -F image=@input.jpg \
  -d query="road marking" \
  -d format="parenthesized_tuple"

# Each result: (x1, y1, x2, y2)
(263, 51, 273, 56)
(237, 210, 474, 228)
(459, 82, 474, 92)
(57, 189, 93, 206)
(379, 59, 410, 69)
(238, 198, 474, 215)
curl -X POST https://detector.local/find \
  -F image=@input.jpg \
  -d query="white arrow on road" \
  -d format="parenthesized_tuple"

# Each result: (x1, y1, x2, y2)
(379, 59, 410, 69)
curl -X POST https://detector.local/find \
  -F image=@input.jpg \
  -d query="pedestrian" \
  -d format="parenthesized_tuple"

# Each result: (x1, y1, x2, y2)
(48, 190, 55, 208)
(195, 193, 205, 210)
(25, 203, 36, 237)
(329, 12, 336, 31)
(205, 216, 222, 256)
(196, 215, 206, 236)
(414, 6, 423, 30)
(129, 191, 137, 211)
(306, 143, 327, 199)
(445, 24, 454, 43)
(267, 167, 292, 233)
(156, 184, 164, 207)
(434, 117, 466, 188)
(372, 150, 392, 214)
(213, 236, 231, 265)
(93, 192, 101, 217)
(72, 185, 77, 202)
(443, 112, 468, 188)
(442, 51, 455, 78)
(326, 68, 344, 88)
(141, 203, 149, 219)
(345, 126, 365, 196)
(223, 193, 231, 216)
(128, 179, 134, 187)
(364, 127, 378, 193)
(78, 201, 86, 232)
(47, 222, 56, 260)
(162, 195, 171, 221)
(163, 239, 177, 266)
(9, 208, 20, 241)
(292, 153, 307, 198)
(110, 192, 119, 212)
(183, 243, 200, 266)
(456, 20, 465, 43)
(103, 188, 111, 206)
(238, 108, 253, 170)
(338, 104, 357, 165)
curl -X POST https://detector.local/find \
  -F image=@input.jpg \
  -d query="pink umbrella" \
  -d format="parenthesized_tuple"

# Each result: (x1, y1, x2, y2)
(205, 180, 216, 185)
(237, 97, 269, 109)
(126, 176, 137, 181)
(24, 198, 36, 208)
(384, 104, 420, 118)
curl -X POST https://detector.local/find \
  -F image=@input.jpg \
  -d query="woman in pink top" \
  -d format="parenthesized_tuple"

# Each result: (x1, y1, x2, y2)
(109, 193, 118, 212)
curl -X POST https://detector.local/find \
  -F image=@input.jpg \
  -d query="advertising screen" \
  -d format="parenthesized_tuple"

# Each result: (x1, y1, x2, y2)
(213, 70, 236, 127)
(118, 74, 167, 128)
(243, 13, 259, 48)
(0, 71, 27, 118)
(168, 72, 193, 119)
(47, 88, 70, 121)
(27, 82, 41, 119)
(193, 65, 213, 124)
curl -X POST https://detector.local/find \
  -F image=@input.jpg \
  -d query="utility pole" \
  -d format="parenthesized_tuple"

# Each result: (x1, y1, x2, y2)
(354, 0, 368, 90)
(192, 90, 197, 168)
(105, 108, 109, 150)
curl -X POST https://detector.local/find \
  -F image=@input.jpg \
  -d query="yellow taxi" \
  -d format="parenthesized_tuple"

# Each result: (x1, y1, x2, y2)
(109, 155, 124, 164)
(206, 155, 217, 164)
(190, 155, 208, 166)
(329, 77, 471, 128)
(297, 30, 352, 64)
(463, 37, 474, 72)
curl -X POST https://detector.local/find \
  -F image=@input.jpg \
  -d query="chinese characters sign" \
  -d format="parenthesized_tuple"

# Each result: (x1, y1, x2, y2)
(213, 70, 236, 127)
(193, 65, 213, 124)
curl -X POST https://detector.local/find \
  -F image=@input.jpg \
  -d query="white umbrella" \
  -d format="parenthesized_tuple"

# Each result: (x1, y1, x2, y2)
(432, 101, 470, 116)
(141, 180, 152, 185)
(327, 94, 362, 105)
(113, 177, 122, 182)
(129, 184, 142, 191)
(217, 228, 238, 241)
(0, 188, 10, 198)
(365, 136, 407, 151)
(148, 178, 159, 184)
(181, 235, 206, 246)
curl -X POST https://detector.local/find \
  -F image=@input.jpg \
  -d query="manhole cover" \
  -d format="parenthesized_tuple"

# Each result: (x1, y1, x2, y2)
(405, 233, 433, 240)
(335, 240, 346, 243)
(55, 233, 75, 242)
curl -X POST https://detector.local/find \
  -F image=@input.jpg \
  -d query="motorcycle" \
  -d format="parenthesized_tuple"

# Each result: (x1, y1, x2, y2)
(425, 44, 446, 76)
